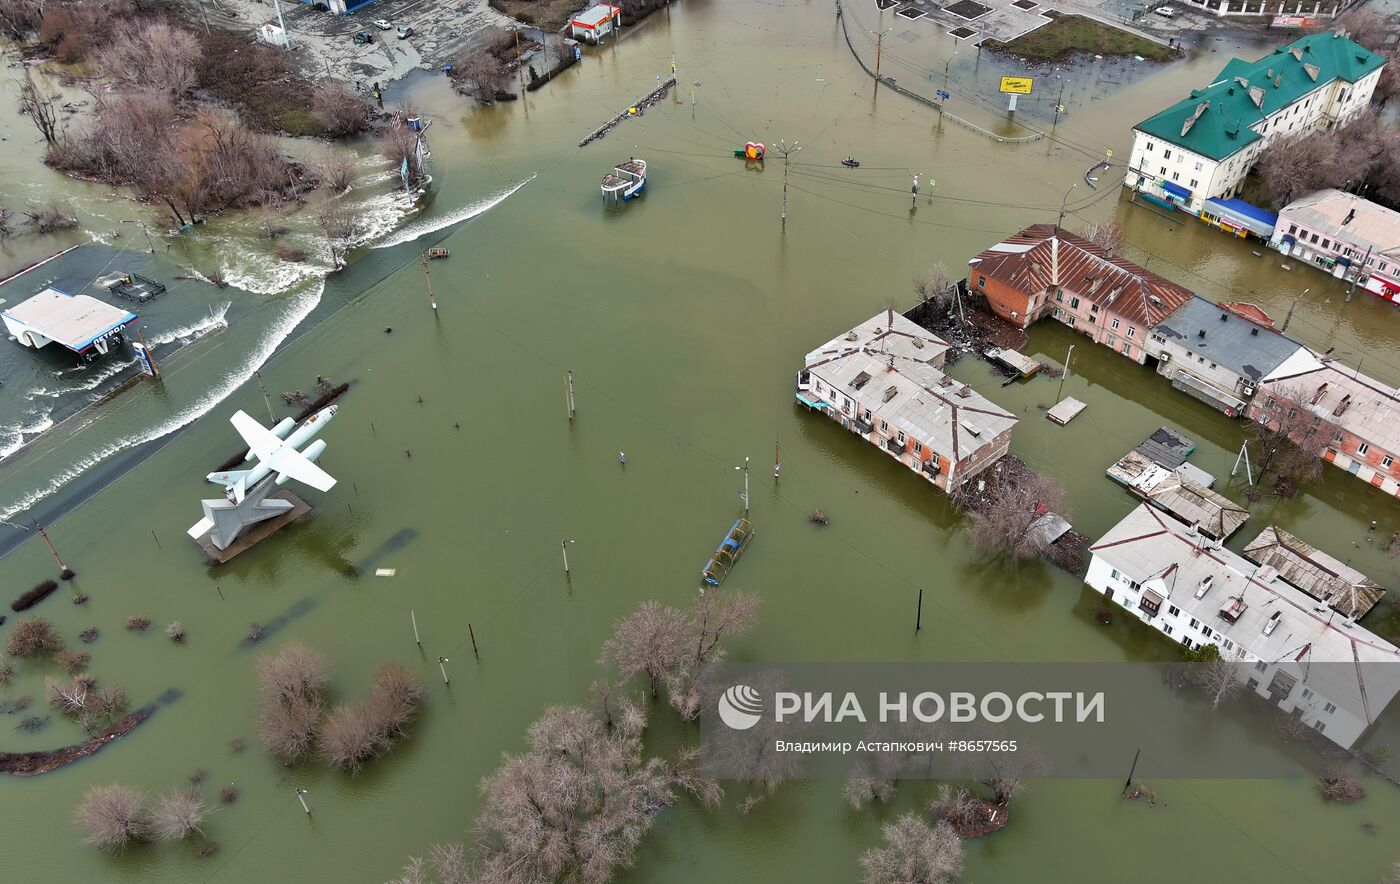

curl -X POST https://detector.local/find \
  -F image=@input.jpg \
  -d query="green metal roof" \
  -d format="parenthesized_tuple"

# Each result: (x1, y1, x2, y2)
(1134, 32, 1384, 161)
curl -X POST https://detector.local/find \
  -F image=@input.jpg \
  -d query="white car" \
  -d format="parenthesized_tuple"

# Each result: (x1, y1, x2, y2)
(373, 19, 392, 30)
(1154, 5, 1176, 16)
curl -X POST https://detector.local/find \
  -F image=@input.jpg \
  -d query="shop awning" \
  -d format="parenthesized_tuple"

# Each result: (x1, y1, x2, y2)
(1162, 181, 1192, 199)
(1204, 197, 1278, 238)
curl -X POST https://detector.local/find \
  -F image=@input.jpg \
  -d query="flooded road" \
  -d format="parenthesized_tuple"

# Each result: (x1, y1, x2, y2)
(2, 2, 1400, 882)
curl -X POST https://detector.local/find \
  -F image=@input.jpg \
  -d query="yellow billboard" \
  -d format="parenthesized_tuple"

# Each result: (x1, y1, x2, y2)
(999, 76, 1033, 95)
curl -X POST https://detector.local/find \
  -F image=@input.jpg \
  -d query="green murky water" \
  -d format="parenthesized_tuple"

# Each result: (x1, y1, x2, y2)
(3, 3, 1400, 882)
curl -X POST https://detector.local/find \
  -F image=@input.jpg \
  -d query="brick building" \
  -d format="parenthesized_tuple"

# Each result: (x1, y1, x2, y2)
(967, 225, 1194, 364)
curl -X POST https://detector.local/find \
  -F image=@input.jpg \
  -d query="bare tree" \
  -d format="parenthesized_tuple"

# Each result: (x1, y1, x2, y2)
(313, 84, 372, 138)
(0, 0, 42, 39)
(1334, 8, 1396, 55)
(913, 262, 954, 311)
(98, 21, 200, 100)
(452, 51, 508, 103)
(75, 784, 150, 851)
(321, 151, 356, 193)
(952, 463, 1070, 562)
(1080, 220, 1125, 257)
(257, 642, 332, 704)
(18, 66, 61, 146)
(473, 703, 678, 884)
(599, 600, 690, 698)
(388, 843, 472, 884)
(151, 789, 208, 841)
(844, 774, 897, 810)
(319, 663, 424, 773)
(6, 616, 63, 656)
(21, 199, 77, 234)
(1248, 385, 1337, 490)
(929, 783, 984, 834)
(317, 199, 360, 269)
(54, 648, 90, 674)
(1317, 767, 1364, 803)
(859, 814, 964, 884)
(46, 675, 88, 714)
(255, 642, 331, 762)
(1189, 657, 1243, 709)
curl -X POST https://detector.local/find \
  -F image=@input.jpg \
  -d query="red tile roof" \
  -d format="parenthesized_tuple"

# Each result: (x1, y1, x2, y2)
(971, 224, 1195, 327)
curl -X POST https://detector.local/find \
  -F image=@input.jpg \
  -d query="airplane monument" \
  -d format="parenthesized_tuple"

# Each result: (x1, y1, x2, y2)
(187, 405, 339, 562)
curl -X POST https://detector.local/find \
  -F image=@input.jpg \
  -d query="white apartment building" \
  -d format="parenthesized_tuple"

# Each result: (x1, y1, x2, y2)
(1125, 32, 1384, 214)
(1087, 503, 1400, 749)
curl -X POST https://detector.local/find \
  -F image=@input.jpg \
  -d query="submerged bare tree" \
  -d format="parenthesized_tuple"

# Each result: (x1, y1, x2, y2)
(1080, 220, 1125, 257)
(1248, 385, 1337, 490)
(75, 784, 150, 851)
(18, 66, 61, 146)
(319, 662, 424, 773)
(150, 789, 208, 841)
(254, 642, 331, 763)
(913, 262, 954, 312)
(1189, 656, 1243, 709)
(952, 464, 1069, 562)
(860, 813, 964, 884)
(451, 51, 508, 103)
(599, 593, 760, 720)
(473, 703, 685, 884)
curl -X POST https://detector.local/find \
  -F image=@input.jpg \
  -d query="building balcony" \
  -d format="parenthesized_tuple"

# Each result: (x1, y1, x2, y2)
(853, 418, 874, 435)
(885, 437, 906, 455)
(922, 460, 940, 478)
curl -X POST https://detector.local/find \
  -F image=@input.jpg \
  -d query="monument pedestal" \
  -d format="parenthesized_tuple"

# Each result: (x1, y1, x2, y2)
(192, 491, 312, 564)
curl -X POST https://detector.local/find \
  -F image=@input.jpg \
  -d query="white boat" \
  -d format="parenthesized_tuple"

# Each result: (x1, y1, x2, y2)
(601, 158, 646, 203)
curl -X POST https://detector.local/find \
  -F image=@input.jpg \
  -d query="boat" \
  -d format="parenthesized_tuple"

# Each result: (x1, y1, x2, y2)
(841, 156, 860, 168)
(424, 247, 450, 260)
(601, 158, 647, 203)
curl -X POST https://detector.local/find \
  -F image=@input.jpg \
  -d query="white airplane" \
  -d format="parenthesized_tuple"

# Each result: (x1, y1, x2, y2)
(207, 405, 338, 503)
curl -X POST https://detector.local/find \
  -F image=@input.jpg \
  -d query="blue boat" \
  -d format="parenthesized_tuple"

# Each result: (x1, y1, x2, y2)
(601, 158, 647, 203)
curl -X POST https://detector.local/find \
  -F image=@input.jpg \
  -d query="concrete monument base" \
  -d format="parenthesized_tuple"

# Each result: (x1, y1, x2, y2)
(192, 491, 312, 565)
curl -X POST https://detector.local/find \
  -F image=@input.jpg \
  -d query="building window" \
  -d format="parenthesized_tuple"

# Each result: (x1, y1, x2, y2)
(1121, 341, 1131, 354)
(1159, 166, 1167, 175)
(1111, 318, 1120, 330)
(1056, 291, 1064, 302)
(1255, 662, 1267, 672)
(1202, 626, 1213, 638)
(1189, 179, 1198, 188)
(914, 442, 922, 454)
(1301, 688, 1314, 700)
(1127, 327, 1136, 338)
(1164, 149, 1172, 159)
(1309, 233, 1319, 244)
(1164, 625, 1174, 635)
(1069, 297, 1080, 309)
(1222, 639, 1234, 651)
(1358, 442, 1370, 455)
(1288, 224, 1297, 235)
(1168, 605, 1180, 616)
(1324, 702, 1336, 714)
(1172, 172, 1180, 181)
(815, 382, 824, 393)
(1316, 722, 1327, 734)
(880, 421, 888, 432)
(897, 431, 905, 445)
(978, 275, 986, 288)
(1383, 455, 1393, 468)
(843, 399, 851, 413)
(1190, 618, 1200, 629)
(1146, 141, 1155, 151)
(1321, 239, 1331, 250)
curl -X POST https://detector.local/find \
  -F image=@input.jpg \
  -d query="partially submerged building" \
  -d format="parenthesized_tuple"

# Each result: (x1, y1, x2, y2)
(1148, 295, 1305, 416)
(1125, 32, 1384, 213)
(797, 310, 1017, 492)
(1243, 525, 1385, 620)
(1270, 189, 1400, 305)
(2, 287, 136, 361)
(1248, 349, 1400, 497)
(968, 224, 1194, 364)
(1087, 503, 1400, 749)
(569, 4, 621, 43)
(1107, 449, 1250, 540)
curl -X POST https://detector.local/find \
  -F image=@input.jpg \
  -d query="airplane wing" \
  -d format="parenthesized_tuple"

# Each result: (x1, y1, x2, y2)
(267, 447, 337, 492)
(230, 411, 284, 462)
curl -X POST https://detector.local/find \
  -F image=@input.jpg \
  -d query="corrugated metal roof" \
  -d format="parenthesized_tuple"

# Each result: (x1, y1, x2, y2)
(972, 224, 1195, 327)
(1243, 526, 1386, 620)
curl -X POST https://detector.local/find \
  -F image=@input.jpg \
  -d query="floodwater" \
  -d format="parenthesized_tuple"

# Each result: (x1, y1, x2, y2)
(2, 2, 1400, 882)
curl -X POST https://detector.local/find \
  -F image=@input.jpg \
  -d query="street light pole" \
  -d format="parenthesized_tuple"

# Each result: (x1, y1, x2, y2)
(1056, 182, 1079, 229)
(735, 457, 750, 513)
(872, 26, 893, 84)
(1056, 344, 1075, 403)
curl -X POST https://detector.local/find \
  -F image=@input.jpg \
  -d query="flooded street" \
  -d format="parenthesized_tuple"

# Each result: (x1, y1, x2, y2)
(3, 2, 1400, 882)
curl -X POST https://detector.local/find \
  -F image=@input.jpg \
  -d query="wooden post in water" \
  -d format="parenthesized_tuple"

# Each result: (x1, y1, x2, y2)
(469, 623, 479, 659)
(561, 539, 574, 575)
(33, 521, 75, 578)
(915, 588, 923, 632)
(1122, 748, 1141, 795)
(437, 656, 450, 685)
(411, 610, 421, 647)
(566, 371, 576, 421)
(295, 788, 311, 814)
(420, 251, 438, 311)
(151, 529, 162, 549)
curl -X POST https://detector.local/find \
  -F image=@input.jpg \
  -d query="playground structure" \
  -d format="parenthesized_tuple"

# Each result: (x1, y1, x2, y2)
(734, 141, 766, 160)
(701, 517, 754, 587)
(601, 158, 647, 203)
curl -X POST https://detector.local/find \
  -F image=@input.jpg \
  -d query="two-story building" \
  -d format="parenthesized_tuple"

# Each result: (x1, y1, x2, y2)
(1248, 349, 1400, 498)
(1147, 296, 1306, 416)
(1125, 32, 1384, 214)
(797, 310, 1017, 492)
(968, 224, 1194, 364)
(1270, 189, 1400, 305)
(1087, 502, 1400, 750)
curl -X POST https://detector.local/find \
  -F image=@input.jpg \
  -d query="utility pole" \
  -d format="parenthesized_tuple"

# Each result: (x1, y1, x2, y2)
(272, 0, 292, 50)
(1053, 79, 1066, 129)
(1122, 748, 1141, 796)
(915, 588, 923, 632)
(1056, 344, 1075, 403)
(872, 26, 893, 85)
(295, 788, 311, 814)
(1280, 288, 1307, 333)
(255, 371, 275, 424)
(774, 438, 781, 480)
(1056, 182, 1079, 229)
(561, 539, 574, 575)
(515, 29, 526, 90)
(33, 521, 75, 579)
(411, 610, 421, 647)
(420, 251, 437, 311)
(775, 140, 800, 226)
(1230, 441, 1254, 485)
(565, 370, 576, 421)
(735, 457, 750, 513)
(437, 656, 450, 685)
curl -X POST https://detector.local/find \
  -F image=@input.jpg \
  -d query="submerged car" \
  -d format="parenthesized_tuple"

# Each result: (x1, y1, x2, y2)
(397, 25, 414, 39)
(353, 31, 373, 44)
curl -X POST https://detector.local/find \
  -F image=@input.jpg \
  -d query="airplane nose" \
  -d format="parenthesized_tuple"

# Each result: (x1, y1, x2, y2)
(325, 404, 339, 417)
